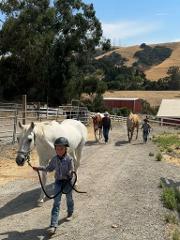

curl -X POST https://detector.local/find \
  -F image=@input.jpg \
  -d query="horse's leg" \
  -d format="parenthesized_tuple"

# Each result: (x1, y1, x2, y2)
(94, 128, 98, 141)
(131, 129, 134, 142)
(136, 125, 139, 139)
(127, 129, 130, 142)
(99, 128, 102, 140)
(74, 139, 85, 186)
(38, 171, 47, 204)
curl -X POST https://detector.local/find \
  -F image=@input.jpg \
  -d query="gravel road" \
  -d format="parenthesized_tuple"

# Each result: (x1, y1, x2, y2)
(0, 123, 180, 240)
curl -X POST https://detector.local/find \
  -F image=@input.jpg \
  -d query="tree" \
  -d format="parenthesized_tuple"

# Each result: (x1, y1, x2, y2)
(82, 74, 107, 97)
(0, 0, 55, 100)
(167, 66, 180, 90)
(0, 0, 103, 104)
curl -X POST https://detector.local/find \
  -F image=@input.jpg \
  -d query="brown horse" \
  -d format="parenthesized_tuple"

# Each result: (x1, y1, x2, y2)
(92, 113, 103, 141)
(126, 113, 140, 142)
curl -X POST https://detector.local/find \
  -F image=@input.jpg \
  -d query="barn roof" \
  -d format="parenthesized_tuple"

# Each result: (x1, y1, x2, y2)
(157, 99, 180, 117)
(103, 97, 139, 101)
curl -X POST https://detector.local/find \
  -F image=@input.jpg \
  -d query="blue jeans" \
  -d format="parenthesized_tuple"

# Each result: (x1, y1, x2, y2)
(103, 127, 110, 143)
(143, 130, 149, 143)
(50, 181, 74, 227)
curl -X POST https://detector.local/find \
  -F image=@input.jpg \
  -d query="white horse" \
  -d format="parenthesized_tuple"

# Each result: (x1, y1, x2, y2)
(16, 119, 87, 203)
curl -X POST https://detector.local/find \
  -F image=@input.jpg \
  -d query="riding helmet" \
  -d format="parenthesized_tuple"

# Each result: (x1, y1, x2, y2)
(54, 137, 69, 147)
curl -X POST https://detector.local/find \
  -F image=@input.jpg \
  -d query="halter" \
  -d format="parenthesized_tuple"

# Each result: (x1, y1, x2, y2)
(17, 131, 36, 162)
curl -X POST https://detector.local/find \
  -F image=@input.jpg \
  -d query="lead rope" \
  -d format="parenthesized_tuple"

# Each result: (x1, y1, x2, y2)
(27, 158, 87, 198)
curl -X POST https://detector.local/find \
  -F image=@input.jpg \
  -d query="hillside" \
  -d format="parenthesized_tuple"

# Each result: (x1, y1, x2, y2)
(97, 42, 180, 81)
(103, 90, 180, 107)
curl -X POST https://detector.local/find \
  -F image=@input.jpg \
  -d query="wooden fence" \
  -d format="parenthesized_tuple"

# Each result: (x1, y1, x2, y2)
(0, 105, 179, 144)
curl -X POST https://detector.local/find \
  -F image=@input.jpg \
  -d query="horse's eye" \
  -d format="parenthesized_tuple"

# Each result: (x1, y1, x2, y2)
(28, 138, 32, 142)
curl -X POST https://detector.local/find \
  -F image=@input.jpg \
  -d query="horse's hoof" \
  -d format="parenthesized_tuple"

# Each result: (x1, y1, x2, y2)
(37, 199, 44, 207)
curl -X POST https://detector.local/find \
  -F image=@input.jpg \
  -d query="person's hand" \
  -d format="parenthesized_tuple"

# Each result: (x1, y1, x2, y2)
(32, 166, 39, 171)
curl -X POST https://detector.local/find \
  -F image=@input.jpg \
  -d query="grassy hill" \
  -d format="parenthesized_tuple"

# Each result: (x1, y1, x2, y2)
(103, 90, 180, 107)
(97, 42, 180, 81)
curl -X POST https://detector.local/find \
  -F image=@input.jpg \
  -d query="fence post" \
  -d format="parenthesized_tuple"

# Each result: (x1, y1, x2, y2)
(22, 94, 27, 124)
(37, 102, 40, 121)
(12, 109, 18, 144)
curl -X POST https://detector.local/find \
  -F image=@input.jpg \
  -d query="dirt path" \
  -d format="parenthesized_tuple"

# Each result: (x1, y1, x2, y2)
(0, 124, 180, 240)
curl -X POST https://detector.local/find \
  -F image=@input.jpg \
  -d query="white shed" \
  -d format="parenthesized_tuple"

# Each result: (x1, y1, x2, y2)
(157, 99, 180, 126)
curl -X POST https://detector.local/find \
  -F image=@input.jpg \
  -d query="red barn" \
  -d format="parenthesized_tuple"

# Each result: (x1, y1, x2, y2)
(103, 97, 142, 113)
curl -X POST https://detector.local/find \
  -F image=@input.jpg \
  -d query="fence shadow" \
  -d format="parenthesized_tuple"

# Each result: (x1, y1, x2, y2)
(0, 184, 53, 220)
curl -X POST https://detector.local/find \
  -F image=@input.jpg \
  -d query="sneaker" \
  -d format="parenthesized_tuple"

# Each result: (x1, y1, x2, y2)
(66, 213, 73, 221)
(47, 226, 56, 235)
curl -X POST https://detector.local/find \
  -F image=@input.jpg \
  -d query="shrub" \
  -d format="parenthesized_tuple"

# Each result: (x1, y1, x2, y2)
(156, 153, 163, 161)
(162, 187, 177, 210)
(165, 213, 178, 224)
(173, 229, 180, 240)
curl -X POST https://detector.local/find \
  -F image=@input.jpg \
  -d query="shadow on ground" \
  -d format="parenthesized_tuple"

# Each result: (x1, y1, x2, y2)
(0, 184, 53, 220)
(0, 218, 68, 240)
(114, 140, 129, 146)
(85, 140, 104, 146)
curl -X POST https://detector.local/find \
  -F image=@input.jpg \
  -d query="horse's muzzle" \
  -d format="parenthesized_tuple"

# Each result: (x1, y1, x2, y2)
(16, 154, 26, 166)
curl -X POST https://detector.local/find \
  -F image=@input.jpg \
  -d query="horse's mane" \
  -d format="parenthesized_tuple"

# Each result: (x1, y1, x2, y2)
(23, 121, 58, 138)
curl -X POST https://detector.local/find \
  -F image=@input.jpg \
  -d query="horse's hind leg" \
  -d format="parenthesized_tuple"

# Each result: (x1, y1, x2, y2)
(136, 126, 139, 139)
(127, 130, 131, 142)
(99, 128, 102, 140)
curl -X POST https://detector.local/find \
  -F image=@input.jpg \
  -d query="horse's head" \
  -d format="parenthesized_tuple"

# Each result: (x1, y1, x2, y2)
(16, 122, 36, 166)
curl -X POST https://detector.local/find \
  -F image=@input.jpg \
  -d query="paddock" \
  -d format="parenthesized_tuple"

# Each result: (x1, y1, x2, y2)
(0, 123, 180, 240)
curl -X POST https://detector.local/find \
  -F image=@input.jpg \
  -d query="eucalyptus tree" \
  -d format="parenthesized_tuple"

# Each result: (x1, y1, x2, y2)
(0, 0, 103, 104)
(0, 0, 55, 100)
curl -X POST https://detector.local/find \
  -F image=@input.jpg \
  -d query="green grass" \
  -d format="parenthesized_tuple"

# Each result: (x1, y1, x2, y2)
(173, 229, 180, 240)
(165, 213, 178, 224)
(162, 187, 177, 210)
(153, 133, 180, 152)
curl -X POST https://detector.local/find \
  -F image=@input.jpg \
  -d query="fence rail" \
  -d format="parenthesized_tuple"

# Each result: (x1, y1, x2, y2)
(0, 105, 180, 144)
(0, 104, 89, 144)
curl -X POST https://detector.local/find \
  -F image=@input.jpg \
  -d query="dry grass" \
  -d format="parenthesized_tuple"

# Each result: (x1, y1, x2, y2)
(104, 90, 180, 106)
(97, 42, 180, 81)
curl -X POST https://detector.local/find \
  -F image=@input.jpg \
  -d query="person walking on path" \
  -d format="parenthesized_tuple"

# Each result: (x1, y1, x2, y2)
(141, 118, 151, 143)
(102, 111, 112, 143)
(32, 137, 74, 235)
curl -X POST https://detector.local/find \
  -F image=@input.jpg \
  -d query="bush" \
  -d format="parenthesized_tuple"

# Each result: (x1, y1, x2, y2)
(156, 153, 163, 161)
(173, 229, 180, 240)
(162, 187, 177, 210)
(112, 107, 130, 117)
(165, 213, 178, 224)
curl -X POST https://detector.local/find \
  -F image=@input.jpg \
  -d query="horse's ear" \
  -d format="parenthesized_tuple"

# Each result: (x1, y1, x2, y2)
(30, 122, 35, 130)
(18, 122, 24, 129)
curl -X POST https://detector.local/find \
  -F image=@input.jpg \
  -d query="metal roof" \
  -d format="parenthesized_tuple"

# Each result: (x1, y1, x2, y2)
(103, 97, 139, 101)
(157, 99, 180, 117)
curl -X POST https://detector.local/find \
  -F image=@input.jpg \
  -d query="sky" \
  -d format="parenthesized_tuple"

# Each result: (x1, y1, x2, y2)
(0, 0, 180, 47)
(84, 0, 180, 46)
